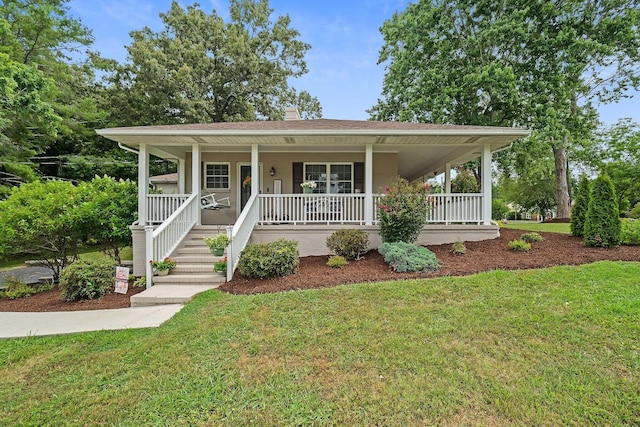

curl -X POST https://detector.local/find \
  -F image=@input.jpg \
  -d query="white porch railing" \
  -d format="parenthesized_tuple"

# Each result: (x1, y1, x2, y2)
(146, 194, 191, 224)
(374, 193, 482, 224)
(426, 194, 483, 224)
(258, 194, 367, 225)
(227, 193, 259, 281)
(145, 193, 198, 288)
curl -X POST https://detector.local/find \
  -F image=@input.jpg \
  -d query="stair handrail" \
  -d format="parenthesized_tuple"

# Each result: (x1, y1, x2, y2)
(227, 193, 259, 281)
(145, 193, 199, 288)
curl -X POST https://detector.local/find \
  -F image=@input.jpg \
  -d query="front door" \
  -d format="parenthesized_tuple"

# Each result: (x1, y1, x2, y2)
(239, 165, 252, 211)
(238, 164, 262, 215)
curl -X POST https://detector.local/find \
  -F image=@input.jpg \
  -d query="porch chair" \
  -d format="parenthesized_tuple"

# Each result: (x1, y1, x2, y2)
(200, 193, 231, 210)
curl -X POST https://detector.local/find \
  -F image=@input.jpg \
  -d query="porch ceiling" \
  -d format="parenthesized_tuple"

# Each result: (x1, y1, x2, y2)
(97, 120, 529, 181)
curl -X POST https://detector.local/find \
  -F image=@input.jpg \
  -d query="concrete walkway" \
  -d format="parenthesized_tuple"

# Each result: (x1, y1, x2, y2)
(0, 304, 184, 339)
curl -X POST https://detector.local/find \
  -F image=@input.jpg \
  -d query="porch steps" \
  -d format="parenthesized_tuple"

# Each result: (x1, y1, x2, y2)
(131, 226, 228, 306)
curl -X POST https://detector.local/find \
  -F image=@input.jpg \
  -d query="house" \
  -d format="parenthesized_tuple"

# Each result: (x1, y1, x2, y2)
(149, 172, 178, 194)
(97, 108, 530, 286)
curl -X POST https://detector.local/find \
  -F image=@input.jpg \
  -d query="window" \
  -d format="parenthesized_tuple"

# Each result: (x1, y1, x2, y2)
(304, 163, 353, 194)
(204, 163, 230, 190)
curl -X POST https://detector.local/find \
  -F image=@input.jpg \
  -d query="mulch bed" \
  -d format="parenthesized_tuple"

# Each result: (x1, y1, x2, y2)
(1, 228, 638, 312)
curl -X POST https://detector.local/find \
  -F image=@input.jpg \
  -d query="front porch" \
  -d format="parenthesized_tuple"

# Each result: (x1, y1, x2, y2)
(98, 114, 530, 287)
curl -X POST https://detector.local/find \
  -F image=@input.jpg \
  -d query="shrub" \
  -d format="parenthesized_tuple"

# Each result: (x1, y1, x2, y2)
(378, 242, 441, 273)
(520, 232, 544, 243)
(628, 202, 640, 219)
(620, 219, 640, 245)
(327, 255, 348, 268)
(584, 174, 621, 248)
(451, 240, 466, 255)
(59, 258, 116, 301)
(0, 277, 36, 299)
(326, 229, 369, 260)
(133, 276, 146, 288)
(492, 199, 510, 221)
(508, 239, 531, 252)
(238, 239, 299, 279)
(377, 177, 430, 243)
(570, 175, 591, 237)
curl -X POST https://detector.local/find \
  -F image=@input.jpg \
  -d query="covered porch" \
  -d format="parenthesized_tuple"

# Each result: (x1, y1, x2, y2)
(97, 114, 529, 285)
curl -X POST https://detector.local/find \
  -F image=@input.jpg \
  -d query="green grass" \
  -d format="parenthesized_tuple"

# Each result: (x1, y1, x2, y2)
(1, 261, 639, 425)
(501, 221, 570, 234)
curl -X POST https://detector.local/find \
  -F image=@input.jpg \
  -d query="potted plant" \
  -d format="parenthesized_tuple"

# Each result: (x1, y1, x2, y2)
(213, 256, 227, 274)
(204, 234, 231, 256)
(300, 180, 317, 194)
(150, 257, 177, 276)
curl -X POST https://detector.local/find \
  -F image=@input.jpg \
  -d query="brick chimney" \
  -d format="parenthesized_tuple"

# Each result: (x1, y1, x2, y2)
(284, 107, 301, 120)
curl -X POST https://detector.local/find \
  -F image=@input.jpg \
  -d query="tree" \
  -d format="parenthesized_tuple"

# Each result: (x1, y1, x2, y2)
(584, 174, 620, 247)
(372, 0, 640, 219)
(105, 0, 321, 126)
(80, 176, 137, 264)
(499, 161, 556, 218)
(0, 180, 91, 280)
(0, 0, 98, 188)
(570, 175, 591, 237)
(451, 168, 478, 193)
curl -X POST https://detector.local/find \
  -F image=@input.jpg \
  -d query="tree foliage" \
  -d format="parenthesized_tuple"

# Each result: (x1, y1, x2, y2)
(372, 0, 640, 219)
(584, 174, 621, 248)
(105, 0, 320, 126)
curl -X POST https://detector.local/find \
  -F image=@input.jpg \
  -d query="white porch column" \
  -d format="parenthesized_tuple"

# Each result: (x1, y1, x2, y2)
(138, 143, 149, 225)
(251, 144, 259, 197)
(364, 144, 374, 225)
(178, 159, 186, 194)
(192, 143, 201, 225)
(482, 143, 492, 225)
(444, 163, 452, 193)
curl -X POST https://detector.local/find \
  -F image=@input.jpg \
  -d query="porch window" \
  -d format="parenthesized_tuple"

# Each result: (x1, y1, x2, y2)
(204, 163, 230, 190)
(304, 163, 353, 194)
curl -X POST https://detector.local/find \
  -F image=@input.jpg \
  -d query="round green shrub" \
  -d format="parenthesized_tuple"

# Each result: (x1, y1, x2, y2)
(570, 175, 591, 237)
(327, 255, 348, 268)
(326, 229, 369, 260)
(492, 199, 510, 221)
(508, 239, 531, 252)
(238, 239, 299, 279)
(520, 232, 544, 243)
(451, 240, 466, 255)
(584, 174, 621, 248)
(377, 177, 430, 243)
(59, 258, 117, 301)
(378, 241, 441, 273)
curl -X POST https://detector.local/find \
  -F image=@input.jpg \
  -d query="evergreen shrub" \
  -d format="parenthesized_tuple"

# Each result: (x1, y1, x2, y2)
(520, 232, 544, 243)
(327, 255, 348, 268)
(570, 175, 591, 237)
(378, 242, 441, 273)
(583, 175, 621, 248)
(508, 239, 531, 252)
(59, 258, 116, 301)
(238, 239, 299, 279)
(326, 229, 369, 260)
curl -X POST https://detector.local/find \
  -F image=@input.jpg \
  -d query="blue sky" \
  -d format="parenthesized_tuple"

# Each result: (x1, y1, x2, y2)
(68, 0, 637, 125)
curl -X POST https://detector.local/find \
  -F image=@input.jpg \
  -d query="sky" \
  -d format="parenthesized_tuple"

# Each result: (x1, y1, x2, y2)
(68, 0, 638, 125)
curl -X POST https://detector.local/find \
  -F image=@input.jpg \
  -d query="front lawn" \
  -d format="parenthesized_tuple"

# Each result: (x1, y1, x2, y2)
(1, 261, 638, 425)
(501, 221, 571, 234)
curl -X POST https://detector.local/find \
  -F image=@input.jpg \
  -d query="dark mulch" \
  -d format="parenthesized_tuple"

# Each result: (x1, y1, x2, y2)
(220, 228, 640, 295)
(1, 228, 638, 311)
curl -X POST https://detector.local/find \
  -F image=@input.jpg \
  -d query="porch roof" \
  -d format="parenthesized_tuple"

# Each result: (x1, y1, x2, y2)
(97, 119, 530, 181)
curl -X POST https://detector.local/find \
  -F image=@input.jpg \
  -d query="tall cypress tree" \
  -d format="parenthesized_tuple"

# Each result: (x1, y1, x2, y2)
(570, 175, 591, 237)
(583, 175, 621, 247)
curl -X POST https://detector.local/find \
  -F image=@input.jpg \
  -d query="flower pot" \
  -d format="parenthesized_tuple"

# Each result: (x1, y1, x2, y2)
(304, 188, 313, 194)
(157, 269, 169, 276)
(213, 248, 224, 256)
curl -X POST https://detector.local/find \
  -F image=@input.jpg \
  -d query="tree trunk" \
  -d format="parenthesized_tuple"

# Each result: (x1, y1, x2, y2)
(553, 145, 571, 219)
